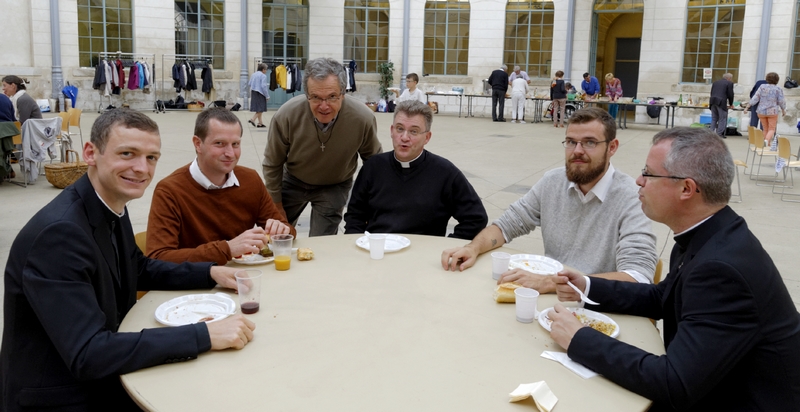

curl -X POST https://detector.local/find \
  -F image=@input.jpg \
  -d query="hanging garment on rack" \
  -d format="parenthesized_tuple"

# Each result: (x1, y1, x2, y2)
(128, 62, 140, 90)
(269, 66, 279, 91)
(202, 64, 216, 101)
(115, 59, 126, 92)
(92, 60, 106, 90)
(348, 60, 358, 92)
(141, 61, 151, 92)
(172, 62, 183, 92)
(292, 64, 302, 93)
(137, 62, 145, 90)
(110, 61, 120, 91)
(180, 63, 188, 91)
(286, 66, 294, 93)
(275, 65, 287, 89)
(186, 62, 198, 91)
(103, 60, 113, 96)
(345, 66, 351, 91)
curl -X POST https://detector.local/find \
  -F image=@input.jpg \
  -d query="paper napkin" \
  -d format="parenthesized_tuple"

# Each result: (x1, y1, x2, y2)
(508, 381, 558, 412)
(541, 351, 598, 379)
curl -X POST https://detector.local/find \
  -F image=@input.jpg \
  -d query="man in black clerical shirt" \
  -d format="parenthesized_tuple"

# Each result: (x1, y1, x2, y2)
(343, 100, 487, 239)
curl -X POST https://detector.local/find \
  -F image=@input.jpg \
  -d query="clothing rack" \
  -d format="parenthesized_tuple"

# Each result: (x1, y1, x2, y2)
(253, 57, 303, 74)
(160, 53, 215, 112)
(96, 51, 156, 113)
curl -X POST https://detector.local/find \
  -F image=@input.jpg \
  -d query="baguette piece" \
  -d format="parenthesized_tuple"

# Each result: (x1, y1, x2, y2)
(493, 282, 522, 303)
(297, 248, 314, 261)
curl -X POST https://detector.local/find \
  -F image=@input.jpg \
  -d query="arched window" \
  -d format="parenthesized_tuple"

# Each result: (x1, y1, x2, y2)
(344, 0, 389, 73)
(262, 0, 309, 66)
(504, 0, 553, 78)
(175, 0, 225, 68)
(78, 0, 134, 67)
(682, 0, 745, 83)
(424, 0, 470, 76)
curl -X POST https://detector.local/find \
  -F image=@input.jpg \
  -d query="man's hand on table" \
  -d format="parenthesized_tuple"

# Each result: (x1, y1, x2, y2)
(207, 315, 256, 350)
(209, 266, 241, 290)
(441, 245, 479, 271)
(549, 303, 585, 351)
(264, 219, 291, 235)
(553, 269, 587, 302)
(227, 227, 268, 257)
(497, 269, 556, 293)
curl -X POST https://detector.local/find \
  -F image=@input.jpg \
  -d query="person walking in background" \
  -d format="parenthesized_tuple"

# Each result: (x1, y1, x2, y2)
(488, 64, 509, 122)
(581, 72, 600, 100)
(709, 73, 734, 138)
(510, 76, 528, 124)
(247, 63, 270, 128)
(749, 77, 767, 129)
(550, 70, 568, 128)
(749, 72, 786, 147)
(604, 73, 622, 119)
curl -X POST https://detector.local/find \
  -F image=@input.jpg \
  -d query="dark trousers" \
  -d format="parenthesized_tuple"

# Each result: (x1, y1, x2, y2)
(491, 89, 506, 120)
(281, 173, 353, 236)
(710, 104, 728, 136)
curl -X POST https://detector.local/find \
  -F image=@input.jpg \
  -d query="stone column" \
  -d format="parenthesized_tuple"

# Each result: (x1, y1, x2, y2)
(50, 0, 65, 111)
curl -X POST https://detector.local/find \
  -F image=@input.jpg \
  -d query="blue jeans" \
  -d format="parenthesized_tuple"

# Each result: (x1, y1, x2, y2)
(280, 173, 353, 236)
(608, 103, 618, 119)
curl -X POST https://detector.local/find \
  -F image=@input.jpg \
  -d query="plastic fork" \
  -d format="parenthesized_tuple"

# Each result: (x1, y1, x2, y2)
(567, 281, 599, 305)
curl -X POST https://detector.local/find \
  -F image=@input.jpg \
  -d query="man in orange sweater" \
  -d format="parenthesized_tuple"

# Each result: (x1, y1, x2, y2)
(147, 108, 295, 265)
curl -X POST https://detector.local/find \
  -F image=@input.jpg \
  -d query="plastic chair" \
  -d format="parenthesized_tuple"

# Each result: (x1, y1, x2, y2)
(134, 231, 149, 299)
(772, 137, 800, 202)
(730, 159, 747, 203)
(654, 258, 664, 285)
(747, 128, 778, 183)
(68, 108, 84, 147)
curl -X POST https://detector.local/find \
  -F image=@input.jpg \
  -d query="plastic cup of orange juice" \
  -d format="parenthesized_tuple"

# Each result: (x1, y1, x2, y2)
(271, 234, 294, 271)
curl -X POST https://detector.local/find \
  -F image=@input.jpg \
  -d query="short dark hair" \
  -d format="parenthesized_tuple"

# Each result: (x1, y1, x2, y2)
(194, 107, 242, 141)
(555, 70, 564, 77)
(2, 75, 27, 91)
(90, 109, 159, 153)
(568, 107, 616, 142)
(406, 73, 419, 83)
(583, 72, 590, 79)
(394, 100, 433, 131)
(651, 127, 734, 205)
(765, 72, 780, 85)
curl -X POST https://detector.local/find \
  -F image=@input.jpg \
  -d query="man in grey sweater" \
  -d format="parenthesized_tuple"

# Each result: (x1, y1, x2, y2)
(441, 107, 657, 293)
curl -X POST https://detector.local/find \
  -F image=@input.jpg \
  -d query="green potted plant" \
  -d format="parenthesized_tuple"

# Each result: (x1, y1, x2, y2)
(378, 61, 394, 101)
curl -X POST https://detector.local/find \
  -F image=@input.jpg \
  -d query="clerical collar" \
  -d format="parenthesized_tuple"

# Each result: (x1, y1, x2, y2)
(314, 115, 338, 132)
(95, 191, 125, 218)
(394, 150, 425, 168)
(190, 158, 239, 189)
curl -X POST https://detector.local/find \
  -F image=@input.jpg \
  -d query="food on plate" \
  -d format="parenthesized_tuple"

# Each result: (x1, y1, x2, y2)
(234, 253, 261, 262)
(493, 282, 522, 303)
(260, 244, 273, 257)
(297, 248, 314, 261)
(574, 313, 617, 336)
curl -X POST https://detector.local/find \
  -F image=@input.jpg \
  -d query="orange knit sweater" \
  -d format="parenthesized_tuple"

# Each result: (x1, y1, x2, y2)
(146, 164, 295, 264)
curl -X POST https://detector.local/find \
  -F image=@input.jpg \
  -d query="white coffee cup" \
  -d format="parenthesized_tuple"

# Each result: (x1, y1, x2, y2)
(491, 252, 511, 280)
(514, 287, 539, 323)
(368, 234, 387, 259)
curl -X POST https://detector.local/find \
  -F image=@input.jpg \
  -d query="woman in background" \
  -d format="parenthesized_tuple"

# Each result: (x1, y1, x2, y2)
(604, 73, 622, 119)
(550, 70, 567, 127)
(749, 72, 786, 147)
(2, 75, 42, 125)
(248, 63, 270, 128)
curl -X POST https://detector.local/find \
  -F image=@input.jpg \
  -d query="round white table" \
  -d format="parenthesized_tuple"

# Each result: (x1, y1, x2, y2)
(120, 234, 665, 411)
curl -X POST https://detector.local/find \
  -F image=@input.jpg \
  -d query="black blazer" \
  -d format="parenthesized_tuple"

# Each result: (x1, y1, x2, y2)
(568, 207, 800, 411)
(709, 78, 734, 107)
(488, 69, 509, 91)
(1, 175, 217, 411)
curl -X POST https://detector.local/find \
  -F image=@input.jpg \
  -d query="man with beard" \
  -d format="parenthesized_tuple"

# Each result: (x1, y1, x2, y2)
(441, 107, 657, 293)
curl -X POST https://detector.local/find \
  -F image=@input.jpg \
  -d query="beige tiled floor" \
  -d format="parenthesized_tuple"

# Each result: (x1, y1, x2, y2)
(1, 109, 798, 336)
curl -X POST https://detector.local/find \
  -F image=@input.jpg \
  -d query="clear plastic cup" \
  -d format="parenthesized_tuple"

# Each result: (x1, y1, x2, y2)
(368, 234, 387, 259)
(235, 269, 263, 314)
(271, 234, 294, 271)
(514, 287, 539, 323)
(491, 252, 511, 280)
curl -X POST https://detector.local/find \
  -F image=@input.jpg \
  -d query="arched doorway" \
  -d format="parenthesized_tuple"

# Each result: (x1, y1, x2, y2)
(590, 0, 644, 100)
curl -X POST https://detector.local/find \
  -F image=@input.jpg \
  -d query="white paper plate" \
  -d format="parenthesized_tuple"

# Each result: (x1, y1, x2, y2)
(232, 254, 275, 265)
(538, 307, 620, 339)
(508, 254, 564, 275)
(155, 293, 236, 327)
(355, 234, 411, 252)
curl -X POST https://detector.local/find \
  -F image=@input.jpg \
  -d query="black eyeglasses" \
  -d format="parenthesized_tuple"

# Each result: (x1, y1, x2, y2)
(562, 139, 608, 150)
(641, 168, 700, 192)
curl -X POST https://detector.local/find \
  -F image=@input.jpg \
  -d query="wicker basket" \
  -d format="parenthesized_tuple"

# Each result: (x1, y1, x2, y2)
(45, 150, 89, 189)
(187, 103, 202, 112)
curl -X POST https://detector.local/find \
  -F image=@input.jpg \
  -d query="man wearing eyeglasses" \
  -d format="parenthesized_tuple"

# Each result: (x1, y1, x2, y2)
(442, 107, 657, 293)
(549, 127, 800, 411)
(343, 100, 487, 239)
(262, 58, 382, 236)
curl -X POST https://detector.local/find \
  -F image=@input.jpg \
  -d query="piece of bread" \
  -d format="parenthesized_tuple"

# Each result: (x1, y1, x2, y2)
(493, 282, 522, 303)
(297, 248, 314, 261)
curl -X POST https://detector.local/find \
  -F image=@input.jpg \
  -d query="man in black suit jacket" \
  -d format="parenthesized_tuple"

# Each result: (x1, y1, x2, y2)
(549, 127, 800, 411)
(709, 73, 734, 137)
(488, 64, 509, 122)
(1, 109, 256, 411)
